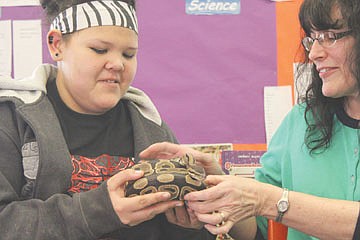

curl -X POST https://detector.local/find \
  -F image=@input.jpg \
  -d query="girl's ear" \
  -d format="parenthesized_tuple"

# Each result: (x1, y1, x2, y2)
(47, 29, 63, 61)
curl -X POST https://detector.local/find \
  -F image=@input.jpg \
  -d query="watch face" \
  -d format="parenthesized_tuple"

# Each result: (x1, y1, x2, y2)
(278, 200, 288, 212)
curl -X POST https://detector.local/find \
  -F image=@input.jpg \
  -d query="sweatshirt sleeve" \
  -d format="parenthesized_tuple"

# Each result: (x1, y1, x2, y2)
(0, 128, 125, 239)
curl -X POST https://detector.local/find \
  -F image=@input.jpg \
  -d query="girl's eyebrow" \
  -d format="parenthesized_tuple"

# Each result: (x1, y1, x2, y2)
(85, 39, 138, 50)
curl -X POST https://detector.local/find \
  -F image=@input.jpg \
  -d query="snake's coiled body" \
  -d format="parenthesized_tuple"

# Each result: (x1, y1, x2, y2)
(125, 154, 206, 200)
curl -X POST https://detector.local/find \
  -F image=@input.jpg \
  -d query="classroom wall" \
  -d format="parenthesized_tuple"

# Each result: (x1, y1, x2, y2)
(0, 0, 303, 147)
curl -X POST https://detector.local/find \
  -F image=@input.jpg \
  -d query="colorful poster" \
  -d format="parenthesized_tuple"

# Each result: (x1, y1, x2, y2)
(183, 143, 233, 163)
(221, 150, 265, 177)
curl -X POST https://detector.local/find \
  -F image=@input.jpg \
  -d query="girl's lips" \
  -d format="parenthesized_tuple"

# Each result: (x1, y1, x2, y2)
(99, 79, 119, 83)
(97, 79, 120, 88)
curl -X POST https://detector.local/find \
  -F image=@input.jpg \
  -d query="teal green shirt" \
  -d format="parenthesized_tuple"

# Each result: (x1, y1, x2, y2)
(255, 104, 360, 239)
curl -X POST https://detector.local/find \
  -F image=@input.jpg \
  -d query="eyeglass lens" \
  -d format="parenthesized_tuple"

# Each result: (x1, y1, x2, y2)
(302, 30, 352, 52)
(302, 32, 337, 51)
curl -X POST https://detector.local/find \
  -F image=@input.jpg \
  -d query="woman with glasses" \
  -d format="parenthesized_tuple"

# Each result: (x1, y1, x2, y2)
(140, 0, 360, 239)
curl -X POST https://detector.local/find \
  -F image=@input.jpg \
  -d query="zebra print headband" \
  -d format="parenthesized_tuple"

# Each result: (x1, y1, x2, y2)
(50, 1, 138, 34)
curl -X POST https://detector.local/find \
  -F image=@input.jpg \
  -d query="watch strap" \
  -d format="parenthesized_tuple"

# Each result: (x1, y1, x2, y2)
(276, 188, 289, 222)
(276, 210, 285, 222)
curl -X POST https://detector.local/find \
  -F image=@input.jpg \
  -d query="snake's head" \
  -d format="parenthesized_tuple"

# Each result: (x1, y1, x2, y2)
(181, 154, 206, 181)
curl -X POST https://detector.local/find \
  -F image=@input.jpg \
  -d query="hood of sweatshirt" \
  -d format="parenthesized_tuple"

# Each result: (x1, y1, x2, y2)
(0, 64, 162, 126)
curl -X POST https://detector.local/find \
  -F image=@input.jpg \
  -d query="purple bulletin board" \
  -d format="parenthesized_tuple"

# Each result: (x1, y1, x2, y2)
(1, 0, 277, 145)
(134, 0, 277, 144)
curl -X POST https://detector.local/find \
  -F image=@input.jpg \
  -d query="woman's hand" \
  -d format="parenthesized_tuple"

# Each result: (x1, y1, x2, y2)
(107, 169, 183, 226)
(184, 175, 264, 235)
(140, 142, 224, 175)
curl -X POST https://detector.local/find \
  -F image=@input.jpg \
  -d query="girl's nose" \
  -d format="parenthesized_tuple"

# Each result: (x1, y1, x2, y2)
(105, 56, 125, 72)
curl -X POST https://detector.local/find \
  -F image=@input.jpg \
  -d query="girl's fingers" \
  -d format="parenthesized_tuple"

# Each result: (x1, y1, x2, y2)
(139, 142, 183, 159)
(107, 169, 143, 192)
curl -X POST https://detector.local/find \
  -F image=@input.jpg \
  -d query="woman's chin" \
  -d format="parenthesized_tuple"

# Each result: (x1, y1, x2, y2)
(322, 87, 339, 98)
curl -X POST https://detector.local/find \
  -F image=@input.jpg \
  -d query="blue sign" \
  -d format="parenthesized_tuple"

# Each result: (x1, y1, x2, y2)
(186, 0, 240, 15)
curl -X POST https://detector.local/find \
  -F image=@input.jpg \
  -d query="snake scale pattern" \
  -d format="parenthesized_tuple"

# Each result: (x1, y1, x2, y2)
(125, 154, 206, 200)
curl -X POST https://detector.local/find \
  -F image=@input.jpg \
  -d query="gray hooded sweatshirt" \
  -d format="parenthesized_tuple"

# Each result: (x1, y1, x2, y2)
(0, 64, 214, 240)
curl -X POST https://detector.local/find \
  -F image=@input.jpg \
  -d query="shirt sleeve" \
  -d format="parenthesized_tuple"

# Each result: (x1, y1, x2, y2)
(254, 105, 299, 237)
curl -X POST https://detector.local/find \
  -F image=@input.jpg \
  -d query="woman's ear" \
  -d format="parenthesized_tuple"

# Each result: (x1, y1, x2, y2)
(47, 30, 63, 61)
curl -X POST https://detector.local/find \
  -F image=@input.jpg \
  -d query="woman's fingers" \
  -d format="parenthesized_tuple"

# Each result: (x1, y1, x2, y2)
(184, 176, 228, 201)
(194, 211, 228, 226)
(204, 220, 234, 235)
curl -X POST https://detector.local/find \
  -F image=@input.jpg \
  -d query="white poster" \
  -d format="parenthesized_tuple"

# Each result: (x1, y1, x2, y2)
(13, 20, 42, 79)
(264, 85, 293, 144)
(0, 0, 40, 6)
(0, 20, 12, 76)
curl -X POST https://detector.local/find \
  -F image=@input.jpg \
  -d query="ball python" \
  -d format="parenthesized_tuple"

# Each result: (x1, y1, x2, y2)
(125, 154, 206, 200)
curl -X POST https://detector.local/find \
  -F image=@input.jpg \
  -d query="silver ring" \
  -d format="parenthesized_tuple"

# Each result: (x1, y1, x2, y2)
(216, 212, 226, 227)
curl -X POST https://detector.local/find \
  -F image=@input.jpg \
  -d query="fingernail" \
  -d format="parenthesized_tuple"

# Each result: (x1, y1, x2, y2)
(162, 192, 170, 198)
(134, 170, 143, 174)
(176, 201, 183, 207)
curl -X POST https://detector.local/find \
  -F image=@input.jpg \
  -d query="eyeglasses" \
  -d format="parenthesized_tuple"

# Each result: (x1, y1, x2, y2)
(301, 30, 352, 52)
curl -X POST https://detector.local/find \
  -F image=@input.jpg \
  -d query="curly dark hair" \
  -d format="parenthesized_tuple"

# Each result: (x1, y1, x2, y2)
(40, 0, 136, 24)
(297, 0, 360, 154)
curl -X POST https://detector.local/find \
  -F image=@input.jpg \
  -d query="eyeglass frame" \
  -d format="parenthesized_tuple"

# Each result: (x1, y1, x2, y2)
(301, 30, 352, 52)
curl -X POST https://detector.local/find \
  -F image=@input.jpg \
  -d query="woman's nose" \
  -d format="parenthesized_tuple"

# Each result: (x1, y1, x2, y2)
(308, 40, 326, 62)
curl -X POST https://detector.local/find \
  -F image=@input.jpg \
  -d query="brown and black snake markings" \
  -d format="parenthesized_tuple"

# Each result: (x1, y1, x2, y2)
(125, 154, 206, 200)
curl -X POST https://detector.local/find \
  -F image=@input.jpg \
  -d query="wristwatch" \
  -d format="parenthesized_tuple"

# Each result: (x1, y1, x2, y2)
(276, 188, 289, 222)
